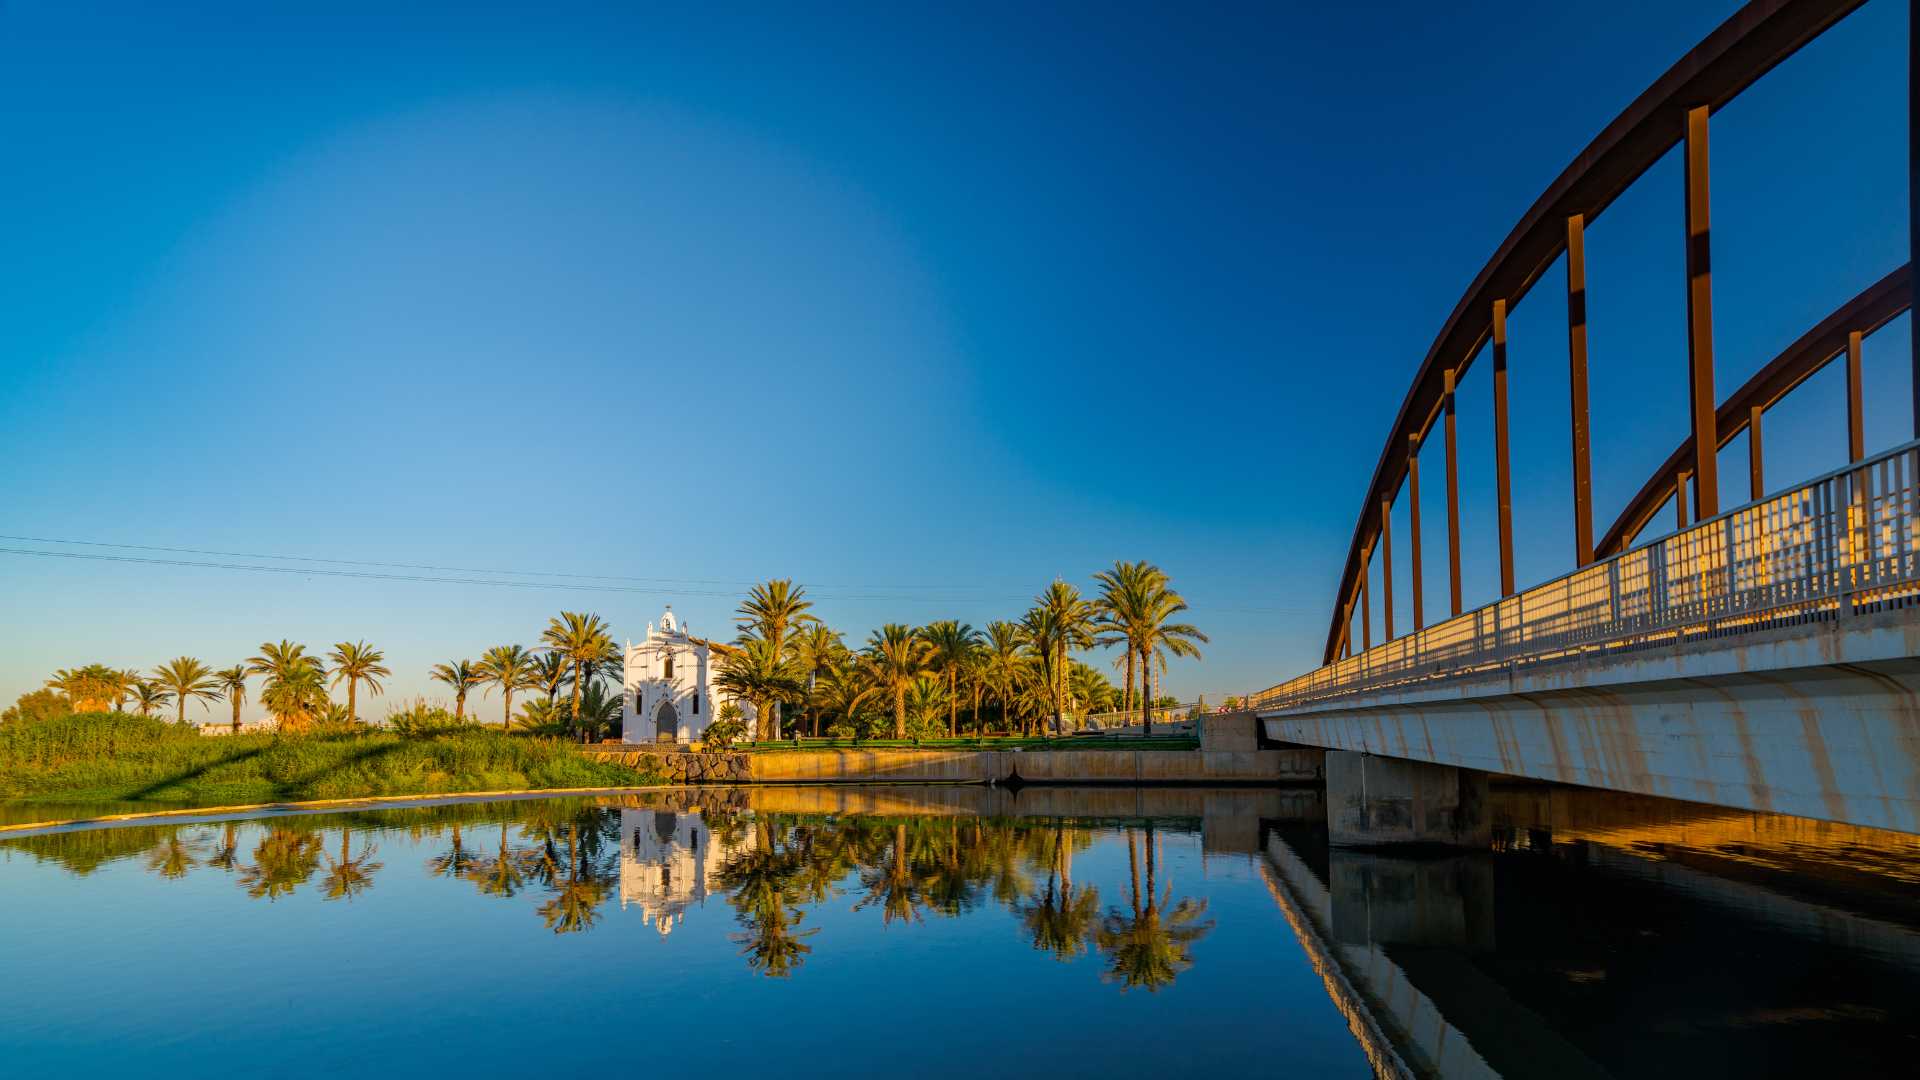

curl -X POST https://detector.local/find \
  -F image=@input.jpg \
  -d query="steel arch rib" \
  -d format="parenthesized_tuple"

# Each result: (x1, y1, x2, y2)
(1594, 264, 1912, 559)
(1322, 0, 1868, 664)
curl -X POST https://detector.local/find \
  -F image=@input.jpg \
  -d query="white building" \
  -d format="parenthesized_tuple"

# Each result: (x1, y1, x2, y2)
(617, 807, 755, 936)
(622, 607, 756, 744)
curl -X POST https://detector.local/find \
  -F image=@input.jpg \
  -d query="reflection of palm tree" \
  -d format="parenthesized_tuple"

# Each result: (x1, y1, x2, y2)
(1019, 825, 1100, 960)
(425, 824, 477, 882)
(536, 823, 609, 934)
(854, 822, 926, 926)
(206, 823, 241, 872)
(465, 825, 531, 898)
(1093, 825, 1213, 991)
(145, 832, 205, 880)
(321, 829, 384, 902)
(732, 901, 817, 978)
(239, 828, 324, 900)
(715, 817, 818, 977)
(923, 821, 981, 917)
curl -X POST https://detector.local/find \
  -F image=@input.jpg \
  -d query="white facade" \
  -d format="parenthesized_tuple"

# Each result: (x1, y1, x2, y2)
(622, 607, 754, 743)
(617, 807, 754, 936)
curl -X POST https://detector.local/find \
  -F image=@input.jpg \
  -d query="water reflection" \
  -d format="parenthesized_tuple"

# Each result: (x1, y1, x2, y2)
(1, 789, 1238, 991)
(8, 780, 1920, 1076)
(1261, 783, 1920, 1078)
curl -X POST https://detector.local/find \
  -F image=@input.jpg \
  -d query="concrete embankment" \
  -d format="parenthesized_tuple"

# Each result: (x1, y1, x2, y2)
(582, 746, 1322, 785)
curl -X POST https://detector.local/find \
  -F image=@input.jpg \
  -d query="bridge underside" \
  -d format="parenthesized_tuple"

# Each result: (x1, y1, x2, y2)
(1260, 608, 1920, 835)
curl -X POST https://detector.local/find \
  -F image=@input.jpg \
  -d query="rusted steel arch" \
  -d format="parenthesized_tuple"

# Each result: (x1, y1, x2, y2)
(1594, 264, 1912, 558)
(1322, 0, 1867, 664)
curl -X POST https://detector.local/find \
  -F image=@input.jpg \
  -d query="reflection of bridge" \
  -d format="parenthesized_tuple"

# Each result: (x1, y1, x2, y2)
(1250, 0, 1920, 839)
(1256, 784, 1920, 1079)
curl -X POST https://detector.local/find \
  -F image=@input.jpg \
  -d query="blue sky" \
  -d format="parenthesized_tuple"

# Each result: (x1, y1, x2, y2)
(0, 1, 1909, 719)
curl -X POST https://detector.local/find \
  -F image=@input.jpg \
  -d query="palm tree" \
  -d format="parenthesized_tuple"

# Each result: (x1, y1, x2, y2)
(787, 623, 846, 737)
(1119, 571, 1207, 734)
(476, 644, 536, 732)
(45, 666, 119, 712)
(428, 659, 483, 721)
(151, 656, 223, 727)
(810, 664, 876, 738)
(541, 612, 613, 742)
(259, 664, 327, 729)
(214, 665, 249, 733)
(129, 679, 173, 718)
(574, 681, 624, 742)
(530, 651, 568, 707)
(860, 624, 932, 739)
(111, 668, 142, 713)
(714, 638, 805, 741)
(735, 579, 819, 736)
(249, 641, 327, 731)
(920, 621, 982, 737)
(1094, 560, 1157, 714)
(981, 622, 1027, 734)
(326, 641, 390, 725)
(1024, 582, 1095, 734)
(736, 578, 818, 654)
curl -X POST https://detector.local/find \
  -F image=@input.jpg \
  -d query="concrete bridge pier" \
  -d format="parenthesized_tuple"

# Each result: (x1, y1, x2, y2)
(1327, 751, 1490, 848)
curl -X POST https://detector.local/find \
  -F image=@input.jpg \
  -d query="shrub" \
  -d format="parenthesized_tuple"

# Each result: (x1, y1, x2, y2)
(385, 698, 475, 737)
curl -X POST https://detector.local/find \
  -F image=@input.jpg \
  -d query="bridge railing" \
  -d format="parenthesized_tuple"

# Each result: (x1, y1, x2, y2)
(1253, 439, 1920, 711)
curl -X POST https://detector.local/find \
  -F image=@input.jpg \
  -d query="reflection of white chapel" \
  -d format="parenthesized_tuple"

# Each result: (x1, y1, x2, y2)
(622, 607, 755, 744)
(617, 808, 742, 936)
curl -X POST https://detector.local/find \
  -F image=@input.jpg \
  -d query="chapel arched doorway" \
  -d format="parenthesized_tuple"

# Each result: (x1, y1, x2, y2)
(655, 700, 679, 743)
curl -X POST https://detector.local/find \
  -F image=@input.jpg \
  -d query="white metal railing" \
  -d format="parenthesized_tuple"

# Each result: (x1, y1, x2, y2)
(1253, 440, 1920, 712)
(1080, 702, 1213, 731)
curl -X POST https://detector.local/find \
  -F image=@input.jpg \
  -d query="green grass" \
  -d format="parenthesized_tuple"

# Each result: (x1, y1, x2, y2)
(736, 734, 1201, 752)
(0, 712, 662, 808)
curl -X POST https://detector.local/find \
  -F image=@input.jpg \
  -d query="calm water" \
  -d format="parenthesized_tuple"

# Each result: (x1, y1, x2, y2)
(3, 784, 1918, 1078)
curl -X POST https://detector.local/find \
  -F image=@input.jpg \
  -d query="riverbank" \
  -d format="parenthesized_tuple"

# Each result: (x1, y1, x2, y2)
(0, 712, 662, 807)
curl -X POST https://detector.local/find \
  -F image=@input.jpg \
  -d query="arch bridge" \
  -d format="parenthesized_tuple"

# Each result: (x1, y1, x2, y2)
(1251, 0, 1920, 839)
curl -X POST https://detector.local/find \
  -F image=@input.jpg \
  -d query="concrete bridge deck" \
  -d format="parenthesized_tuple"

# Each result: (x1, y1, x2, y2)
(1260, 606, 1920, 835)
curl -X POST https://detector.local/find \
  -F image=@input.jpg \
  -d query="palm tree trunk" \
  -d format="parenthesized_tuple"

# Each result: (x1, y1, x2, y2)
(1123, 648, 1135, 716)
(569, 660, 584, 742)
(176, 695, 186, 727)
(947, 671, 957, 737)
(231, 695, 242, 734)
(893, 685, 906, 739)
(503, 687, 514, 732)
(1139, 646, 1152, 735)
(348, 679, 358, 726)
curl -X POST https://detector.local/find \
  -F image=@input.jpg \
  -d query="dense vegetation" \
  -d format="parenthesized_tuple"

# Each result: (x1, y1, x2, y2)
(0, 711, 656, 805)
(707, 560, 1209, 743)
(9, 558, 1210, 748)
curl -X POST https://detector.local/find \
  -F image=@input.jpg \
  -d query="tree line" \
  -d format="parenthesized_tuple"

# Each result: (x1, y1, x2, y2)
(710, 560, 1206, 742)
(12, 559, 1204, 742)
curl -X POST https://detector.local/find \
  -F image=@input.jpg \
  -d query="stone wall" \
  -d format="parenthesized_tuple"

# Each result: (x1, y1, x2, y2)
(581, 748, 753, 784)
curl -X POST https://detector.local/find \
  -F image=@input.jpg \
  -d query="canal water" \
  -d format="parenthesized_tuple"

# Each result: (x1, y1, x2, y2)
(1, 783, 1916, 1077)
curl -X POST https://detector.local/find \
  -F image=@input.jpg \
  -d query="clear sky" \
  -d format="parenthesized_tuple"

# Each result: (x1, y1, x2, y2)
(0, 1, 1910, 721)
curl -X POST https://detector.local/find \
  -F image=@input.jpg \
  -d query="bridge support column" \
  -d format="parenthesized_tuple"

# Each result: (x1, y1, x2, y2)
(1326, 751, 1489, 848)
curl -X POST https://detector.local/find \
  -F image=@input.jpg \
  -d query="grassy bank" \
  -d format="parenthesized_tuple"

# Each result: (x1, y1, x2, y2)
(0, 712, 661, 807)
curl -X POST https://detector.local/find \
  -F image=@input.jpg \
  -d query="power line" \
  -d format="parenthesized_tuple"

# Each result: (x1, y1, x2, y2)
(0, 533, 998, 592)
(0, 536, 1321, 615)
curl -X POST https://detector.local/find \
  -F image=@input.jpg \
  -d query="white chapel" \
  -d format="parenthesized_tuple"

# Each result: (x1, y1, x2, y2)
(622, 607, 756, 744)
